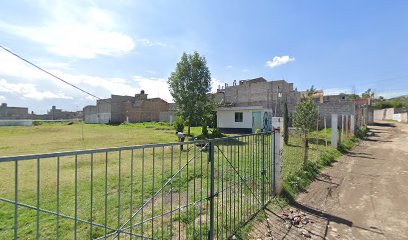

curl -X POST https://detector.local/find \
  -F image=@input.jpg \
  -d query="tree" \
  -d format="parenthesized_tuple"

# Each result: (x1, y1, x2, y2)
(283, 102, 289, 145)
(168, 52, 212, 136)
(362, 88, 374, 99)
(306, 85, 318, 97)
(293, 98, 318, 167)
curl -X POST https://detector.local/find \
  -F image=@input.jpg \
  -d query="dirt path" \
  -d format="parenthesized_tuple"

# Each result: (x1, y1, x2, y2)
(249, 122, 408, 240)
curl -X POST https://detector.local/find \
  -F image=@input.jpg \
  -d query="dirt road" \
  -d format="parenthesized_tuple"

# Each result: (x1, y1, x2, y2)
(249, 122, 408, 240)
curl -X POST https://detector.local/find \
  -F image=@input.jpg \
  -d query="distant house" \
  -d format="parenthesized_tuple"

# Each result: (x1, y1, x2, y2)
(214, 77, 301, 133)
(84, 90, 170, 124)
(0, 103, 29, 119)
(31, 106, 82, 120)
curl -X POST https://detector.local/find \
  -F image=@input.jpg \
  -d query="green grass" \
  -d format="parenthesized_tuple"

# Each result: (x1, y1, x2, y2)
(0, 122, 203, 156)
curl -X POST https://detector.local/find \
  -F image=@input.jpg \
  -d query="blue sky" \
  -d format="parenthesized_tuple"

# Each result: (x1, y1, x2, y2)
(0, 0, 407, 113)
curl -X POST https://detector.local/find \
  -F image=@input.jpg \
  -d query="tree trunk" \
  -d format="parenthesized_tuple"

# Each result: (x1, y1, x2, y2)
(303, 137, 309, 167)
(187, 121, 191, 136)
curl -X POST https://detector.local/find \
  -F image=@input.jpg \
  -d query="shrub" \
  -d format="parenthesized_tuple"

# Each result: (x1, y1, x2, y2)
(355, 127, 368, 139)
(201, 125, 208, 136)
(210, 128, 224, 138)
(173, 116, 185, 133)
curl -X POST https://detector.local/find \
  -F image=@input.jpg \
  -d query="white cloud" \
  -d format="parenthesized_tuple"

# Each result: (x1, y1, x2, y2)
(242, 68, 249, 72)
(0, 4, 135, 59)
(0, 95, 6, 102)
(211, 78, 224, 93)
(323, 88, 351, 95)
(133, 76, 173, 102)
(266, 56, 295, 68)
(226, 65, 233, 69)
(0, 79, 72, 101)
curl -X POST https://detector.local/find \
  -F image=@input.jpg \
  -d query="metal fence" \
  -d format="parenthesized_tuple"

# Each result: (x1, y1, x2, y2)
(0, 132, 276, 239)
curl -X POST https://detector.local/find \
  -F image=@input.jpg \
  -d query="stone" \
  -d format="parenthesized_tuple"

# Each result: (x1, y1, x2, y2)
(293, 216, 301, 225)
(301, 229, 311, 238)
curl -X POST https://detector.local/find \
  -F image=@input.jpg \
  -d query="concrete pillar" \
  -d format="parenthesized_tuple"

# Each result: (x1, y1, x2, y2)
(345, 115, 349, 138)
(350, 115, 355, 135)
(272, 117, 284, 195)
(332, 114, 338, 148)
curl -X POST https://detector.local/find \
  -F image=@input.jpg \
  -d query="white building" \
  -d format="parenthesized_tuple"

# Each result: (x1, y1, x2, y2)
(217, 106, 272, 133)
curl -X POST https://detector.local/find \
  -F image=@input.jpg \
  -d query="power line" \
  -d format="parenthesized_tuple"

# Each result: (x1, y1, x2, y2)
(0, 45, 102, 100)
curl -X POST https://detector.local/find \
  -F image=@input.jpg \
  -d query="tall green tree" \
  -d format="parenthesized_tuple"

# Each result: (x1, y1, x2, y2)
(168, 52, 212, 136)
(283, 102, 289, 145)
(293, 98, 318, 167)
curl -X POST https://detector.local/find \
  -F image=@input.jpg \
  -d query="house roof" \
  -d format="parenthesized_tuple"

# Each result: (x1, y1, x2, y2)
(217, 106, 267, 111)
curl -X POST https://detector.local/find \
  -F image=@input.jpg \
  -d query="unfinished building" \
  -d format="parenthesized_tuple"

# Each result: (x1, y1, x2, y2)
(84, 91, 170, 124)
(0, 103, 29, 119)
(214, 77, 301, 133)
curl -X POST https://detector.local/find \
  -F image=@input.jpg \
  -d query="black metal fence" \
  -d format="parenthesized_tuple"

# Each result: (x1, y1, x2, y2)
(0, 132, 276, 239)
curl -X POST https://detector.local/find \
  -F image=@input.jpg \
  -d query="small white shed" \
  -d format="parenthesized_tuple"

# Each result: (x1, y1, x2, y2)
(216, 106, 273, 133)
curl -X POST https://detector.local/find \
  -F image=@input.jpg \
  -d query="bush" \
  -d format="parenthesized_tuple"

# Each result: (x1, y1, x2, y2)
(201, 125, 208, 136)
(173, 116, 185, 133)
(210, 128, 224, 138)
(355, 127, 368, 139)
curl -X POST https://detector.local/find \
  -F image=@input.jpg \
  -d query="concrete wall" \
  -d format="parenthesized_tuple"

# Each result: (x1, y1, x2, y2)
(392, 113, 408, 122)
(217, 109, 253, 129)
(374, 108, 407, 121)
(0, 120, 33, 126)
(159, 111, 175, 123)
(218, 78, 300, 117)
(122, 99, 169, 122)
(317, 102, 355, 128)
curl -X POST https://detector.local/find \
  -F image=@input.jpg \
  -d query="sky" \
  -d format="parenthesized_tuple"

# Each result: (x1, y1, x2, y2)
(0, 0, 407, 113)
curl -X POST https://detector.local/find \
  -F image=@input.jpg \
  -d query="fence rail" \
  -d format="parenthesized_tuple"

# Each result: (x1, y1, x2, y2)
(0, 132, 276, 239)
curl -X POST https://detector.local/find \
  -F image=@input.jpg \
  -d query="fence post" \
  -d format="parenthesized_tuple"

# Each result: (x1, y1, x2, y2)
(208, 141, 215, 240)
(272, 117, 284, 195)
(331, 114, 338, 148)
(350, 115, 355, 135)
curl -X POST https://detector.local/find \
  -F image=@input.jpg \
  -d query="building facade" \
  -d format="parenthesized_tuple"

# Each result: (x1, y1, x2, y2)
(0, 103, 29, 119)
(84, 91, 170, 124)
(214, 77, 301, 133)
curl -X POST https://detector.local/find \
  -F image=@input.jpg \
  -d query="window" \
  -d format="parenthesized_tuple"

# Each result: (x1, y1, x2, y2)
(235, 112, 243, 122)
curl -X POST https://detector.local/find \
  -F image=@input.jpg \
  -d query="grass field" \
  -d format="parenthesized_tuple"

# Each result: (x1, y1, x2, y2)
(0, 122, 203, 156)
(0, 123, 274, 239)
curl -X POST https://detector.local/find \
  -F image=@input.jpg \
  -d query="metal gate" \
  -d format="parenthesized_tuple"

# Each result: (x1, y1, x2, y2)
(0, 133, 276, 239)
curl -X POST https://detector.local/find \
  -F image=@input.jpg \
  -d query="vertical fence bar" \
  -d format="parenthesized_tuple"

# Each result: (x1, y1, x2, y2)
(193, 145, 196, 239)
(261, 134, 265, 208)
(208, 141, 215, 240)
(56, 156, 60, 239)
(170, 146, 174, 239)
(118, 151, 122, 238)
(273, 131, 276, 195)
(141, 148, 145, 237)
(14, 160, 18, 239)
(105, 152, 108, 238)
(36, 158, 40, 240)
(74, 155, 78, 239)
(130, 150, 134, 239)
(161, 146, 164, 239)
(90, 153, 94, 240)
(151, 147, 155, 238)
